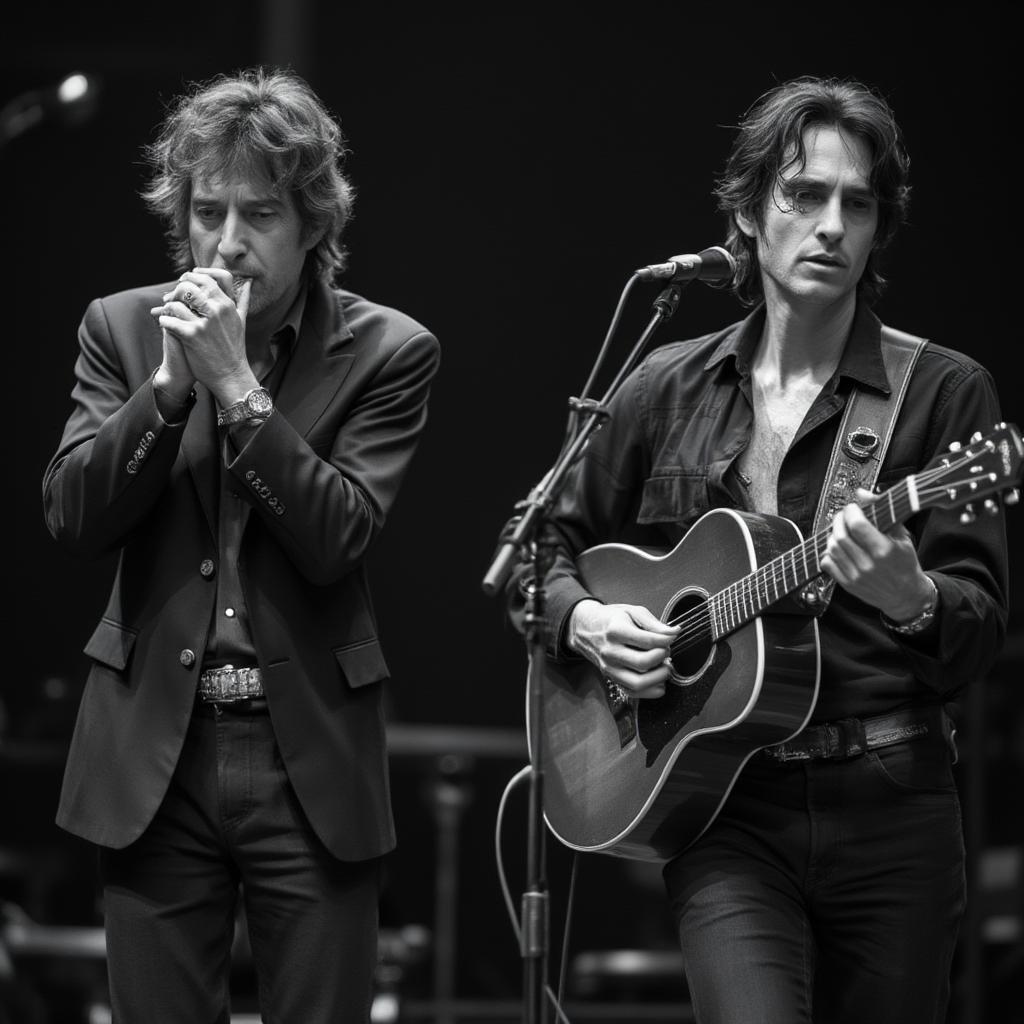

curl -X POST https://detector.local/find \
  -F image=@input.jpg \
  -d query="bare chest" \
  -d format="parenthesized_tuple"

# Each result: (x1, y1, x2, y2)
(738, 382, 820, 515)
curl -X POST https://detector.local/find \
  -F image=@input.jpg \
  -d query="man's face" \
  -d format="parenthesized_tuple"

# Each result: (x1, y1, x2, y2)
(188, 170, 316, 322)
(738, 125, 879, 310)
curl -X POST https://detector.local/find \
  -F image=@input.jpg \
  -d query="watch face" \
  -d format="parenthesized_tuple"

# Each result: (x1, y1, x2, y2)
(247, 389, 273, 416)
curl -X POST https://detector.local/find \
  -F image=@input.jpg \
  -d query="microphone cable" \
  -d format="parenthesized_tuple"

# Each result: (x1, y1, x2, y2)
(495, 764, 579, 1024)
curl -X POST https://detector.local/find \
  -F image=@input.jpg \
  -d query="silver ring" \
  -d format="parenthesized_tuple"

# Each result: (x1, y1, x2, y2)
(183, 290, 193, 304)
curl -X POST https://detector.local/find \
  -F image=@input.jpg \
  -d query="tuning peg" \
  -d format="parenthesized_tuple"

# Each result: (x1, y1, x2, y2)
(984, 499, 1000, 515)
(948, 441, 963, 452)
(960, 505, 976, 524)
(1005, 489, 1020, 506)
(970, 431, 983, 443)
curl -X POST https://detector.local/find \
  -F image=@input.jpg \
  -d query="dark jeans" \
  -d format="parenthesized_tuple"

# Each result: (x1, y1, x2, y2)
(99, 700, 381, 1024)
(663, 734, 965, 1024)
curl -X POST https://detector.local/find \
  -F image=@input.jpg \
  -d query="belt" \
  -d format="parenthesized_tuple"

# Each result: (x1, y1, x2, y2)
(198, 665, 264, 703)
(761, 707, 946, 763)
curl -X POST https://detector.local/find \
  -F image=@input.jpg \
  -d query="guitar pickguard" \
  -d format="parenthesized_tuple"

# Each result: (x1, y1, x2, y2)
(637, 639, 732, 766)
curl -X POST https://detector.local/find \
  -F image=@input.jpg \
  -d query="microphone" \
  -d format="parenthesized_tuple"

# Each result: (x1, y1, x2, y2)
(636, 245, 736, 283)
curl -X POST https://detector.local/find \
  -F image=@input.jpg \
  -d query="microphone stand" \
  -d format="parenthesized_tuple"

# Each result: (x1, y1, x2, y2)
(482, 276, 686, 1024)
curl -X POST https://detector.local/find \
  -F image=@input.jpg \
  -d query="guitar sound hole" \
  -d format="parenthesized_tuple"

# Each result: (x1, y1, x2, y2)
(664, 591, 714, 683)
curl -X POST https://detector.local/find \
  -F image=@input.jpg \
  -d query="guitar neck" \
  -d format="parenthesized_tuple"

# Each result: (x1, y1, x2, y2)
(710, 477, 918, 638)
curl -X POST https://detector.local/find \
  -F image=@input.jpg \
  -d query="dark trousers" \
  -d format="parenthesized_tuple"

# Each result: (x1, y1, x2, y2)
(663, 735, 965, 1024)
(99, 700, 381, 1024)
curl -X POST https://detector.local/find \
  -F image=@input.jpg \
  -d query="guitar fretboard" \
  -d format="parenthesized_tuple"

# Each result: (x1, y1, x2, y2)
(709, 478, 919, 638)
(664, 427, 1015, 654)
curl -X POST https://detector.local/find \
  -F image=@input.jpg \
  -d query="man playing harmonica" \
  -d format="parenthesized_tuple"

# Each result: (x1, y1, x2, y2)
(43, 67, 440, 1022)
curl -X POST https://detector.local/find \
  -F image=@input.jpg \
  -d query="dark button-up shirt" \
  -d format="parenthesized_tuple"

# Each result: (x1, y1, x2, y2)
(203, 287, 306, 671)
(540, 303, 1009, 723)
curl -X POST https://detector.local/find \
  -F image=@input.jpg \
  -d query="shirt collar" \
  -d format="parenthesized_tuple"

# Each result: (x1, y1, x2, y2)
(704, 302, 892, 395)
(271, 281, 308, 354)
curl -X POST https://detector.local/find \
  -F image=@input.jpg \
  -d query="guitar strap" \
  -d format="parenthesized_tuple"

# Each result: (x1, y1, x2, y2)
(802, 326, 928, 611)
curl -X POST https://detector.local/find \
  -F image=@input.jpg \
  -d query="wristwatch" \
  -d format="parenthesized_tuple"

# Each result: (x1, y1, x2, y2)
(883, 576, 939, 635)
(217, 387, 273, 426)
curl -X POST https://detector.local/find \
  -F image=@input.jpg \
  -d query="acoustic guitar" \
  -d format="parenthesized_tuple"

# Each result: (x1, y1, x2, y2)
(534, 423, 1022, 861)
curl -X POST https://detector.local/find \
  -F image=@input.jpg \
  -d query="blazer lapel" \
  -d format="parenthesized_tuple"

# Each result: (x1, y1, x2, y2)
(275, 280, 356, 437)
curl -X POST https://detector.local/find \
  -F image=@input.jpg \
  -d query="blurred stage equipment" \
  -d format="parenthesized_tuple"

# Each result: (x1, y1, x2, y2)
(0, 72, 101, 150)
(386, 722, 527, 1023)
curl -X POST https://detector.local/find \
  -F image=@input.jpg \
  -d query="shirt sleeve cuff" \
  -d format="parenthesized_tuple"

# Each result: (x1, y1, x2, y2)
(151, 372, 196, 426)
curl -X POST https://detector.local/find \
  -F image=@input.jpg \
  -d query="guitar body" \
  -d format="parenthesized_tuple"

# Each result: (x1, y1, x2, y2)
(536, 507, 821, 862)
(532, 422, 1023, 861)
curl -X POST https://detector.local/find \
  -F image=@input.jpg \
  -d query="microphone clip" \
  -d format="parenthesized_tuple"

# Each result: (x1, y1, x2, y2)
(567, 397, 610, 420)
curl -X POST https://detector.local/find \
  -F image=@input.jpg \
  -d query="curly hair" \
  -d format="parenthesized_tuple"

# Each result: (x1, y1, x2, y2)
(714, 76, 911, 307)
(141, 67, 355, 282)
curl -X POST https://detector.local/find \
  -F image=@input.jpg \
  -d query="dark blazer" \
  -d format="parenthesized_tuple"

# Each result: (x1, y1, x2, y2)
(43, 278, 440, 860)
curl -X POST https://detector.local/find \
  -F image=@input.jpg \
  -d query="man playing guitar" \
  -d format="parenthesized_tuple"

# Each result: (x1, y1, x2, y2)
(521, 77, 1011, 1024)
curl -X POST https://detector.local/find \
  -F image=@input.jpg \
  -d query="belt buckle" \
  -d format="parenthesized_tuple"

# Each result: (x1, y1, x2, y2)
(224, 665, 249, 703)
(201, 664, 260, 703)
(211, 664, 240, 703)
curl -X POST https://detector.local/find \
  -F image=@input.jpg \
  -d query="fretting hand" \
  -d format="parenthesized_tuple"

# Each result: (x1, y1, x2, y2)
(822, 487, 934, 623)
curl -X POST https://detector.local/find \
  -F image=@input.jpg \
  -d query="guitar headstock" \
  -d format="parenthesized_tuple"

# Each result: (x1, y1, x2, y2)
(918, 422, 1023, 522)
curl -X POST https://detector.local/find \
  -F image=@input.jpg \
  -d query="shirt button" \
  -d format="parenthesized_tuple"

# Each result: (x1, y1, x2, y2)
(179, 649, 196, 668)
(224, 608, 235, 618)
(200, 559, 215, 579)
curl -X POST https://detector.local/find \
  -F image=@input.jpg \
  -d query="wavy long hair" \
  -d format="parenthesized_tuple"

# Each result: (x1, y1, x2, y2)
(715, 77, 911, 307)
(142, 67, 355, 282)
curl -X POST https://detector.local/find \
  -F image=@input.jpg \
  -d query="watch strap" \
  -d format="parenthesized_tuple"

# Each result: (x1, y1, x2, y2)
(883, 576, 939, 635)
(217, 387, 272, 426)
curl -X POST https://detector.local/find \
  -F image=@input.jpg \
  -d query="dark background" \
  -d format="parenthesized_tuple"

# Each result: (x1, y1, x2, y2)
(4, 3, 1021, 1022)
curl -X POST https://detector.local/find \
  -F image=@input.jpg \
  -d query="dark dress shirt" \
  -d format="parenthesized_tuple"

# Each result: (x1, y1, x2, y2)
(205, 288, 305, 671)
(539, 303, 1008, 723)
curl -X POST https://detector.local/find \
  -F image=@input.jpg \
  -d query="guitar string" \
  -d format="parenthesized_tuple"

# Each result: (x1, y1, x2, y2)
(665, 471, 987, 652)
(665, 476, 983, 651)
(660, 455, 993, 653)
(663, 482, 920, 650)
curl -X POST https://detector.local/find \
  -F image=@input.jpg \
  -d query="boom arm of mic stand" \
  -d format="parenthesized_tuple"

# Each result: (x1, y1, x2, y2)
(481, 405, 607, 598)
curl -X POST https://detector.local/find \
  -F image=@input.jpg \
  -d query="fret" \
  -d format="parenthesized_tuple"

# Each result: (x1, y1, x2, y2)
(724, 587, 736, 632)
(905, 474, 919, 513)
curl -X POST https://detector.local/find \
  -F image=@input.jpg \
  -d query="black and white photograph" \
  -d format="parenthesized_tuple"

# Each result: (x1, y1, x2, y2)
(4, 4, 1020, 1022)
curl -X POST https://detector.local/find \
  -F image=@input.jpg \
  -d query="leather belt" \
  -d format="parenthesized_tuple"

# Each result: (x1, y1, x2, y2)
(761, 706, 946, 763)
(198, 665, 264, 703)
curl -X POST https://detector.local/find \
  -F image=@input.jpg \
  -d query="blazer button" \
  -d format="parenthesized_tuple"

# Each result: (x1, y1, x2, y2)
(179, 649, 196, 668)
(200, 558, 216, 579)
